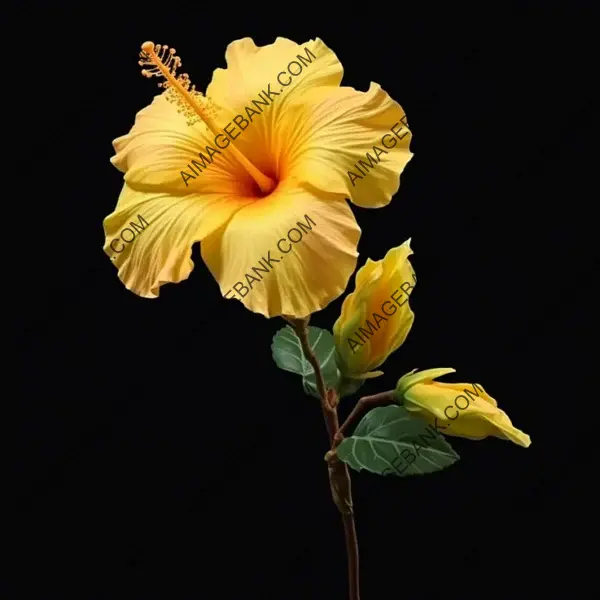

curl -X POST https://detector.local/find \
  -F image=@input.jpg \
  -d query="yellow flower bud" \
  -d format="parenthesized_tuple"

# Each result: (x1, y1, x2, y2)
(333, 239, 416, 379)
(395, 368, 531, 447)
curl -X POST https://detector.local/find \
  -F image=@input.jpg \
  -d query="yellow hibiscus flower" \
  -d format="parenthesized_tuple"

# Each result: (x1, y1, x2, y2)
(104, 38, 413, 318)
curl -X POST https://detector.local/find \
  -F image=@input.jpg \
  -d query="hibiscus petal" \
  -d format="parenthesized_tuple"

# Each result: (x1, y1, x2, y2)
(434, 381, 499, 406)
(111, 94, 247, 193)
(284, 83, 413, 208)
(103, 184, 250, 298)
(337, 259, 381, 325)
(200, 183, 361, 318)
(205, 38, 343, 177)
(439, 408, 531, 447)
(207, 37, 342, 127)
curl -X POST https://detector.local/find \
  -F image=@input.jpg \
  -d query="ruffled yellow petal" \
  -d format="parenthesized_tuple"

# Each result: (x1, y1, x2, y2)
(206, 37, 412, 211)
(104, 184, 249, 297)
(112, 94, 248, 194)
(202, 37, 343, 187)
(283, 83, 413, 208)
(200, 182, 360, 318)
(206, 37, 342, 140)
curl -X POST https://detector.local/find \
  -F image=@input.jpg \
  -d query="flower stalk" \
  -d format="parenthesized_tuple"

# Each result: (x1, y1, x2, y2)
(288, 317, 361, 600)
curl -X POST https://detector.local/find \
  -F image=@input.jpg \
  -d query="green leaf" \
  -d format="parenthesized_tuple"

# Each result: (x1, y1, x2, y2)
(271, 325, 340, 399)
(337, 405, 459, 477)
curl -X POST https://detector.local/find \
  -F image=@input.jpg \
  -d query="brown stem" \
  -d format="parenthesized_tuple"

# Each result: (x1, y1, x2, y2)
(326, 449, 359, 600)
(288, 317, 360, 600)
(342, 509, 360, 600)
(334, 391, 396, 448)
(291, 318, 329, 410)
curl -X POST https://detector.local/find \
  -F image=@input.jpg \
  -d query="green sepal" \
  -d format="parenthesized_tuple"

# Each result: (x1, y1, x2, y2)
(338, 375, 366, 399)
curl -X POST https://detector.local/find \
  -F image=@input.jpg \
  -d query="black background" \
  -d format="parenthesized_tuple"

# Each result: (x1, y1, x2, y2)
(12, 3, 596, 599)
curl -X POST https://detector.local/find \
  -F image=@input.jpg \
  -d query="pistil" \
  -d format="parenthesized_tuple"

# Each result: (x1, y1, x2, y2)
(140, 41, 276, 194)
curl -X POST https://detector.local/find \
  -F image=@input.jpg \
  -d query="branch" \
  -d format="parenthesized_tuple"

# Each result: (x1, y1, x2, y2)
(291, 319, 328, 404)
(285, 317, 360, 599)
(334, 390, 396, 448)
(287, 318, 338, 442)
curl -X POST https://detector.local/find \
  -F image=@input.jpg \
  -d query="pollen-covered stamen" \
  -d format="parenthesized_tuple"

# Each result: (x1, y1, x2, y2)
(138, 41, 276, 194)
(138, 44, 212, 127)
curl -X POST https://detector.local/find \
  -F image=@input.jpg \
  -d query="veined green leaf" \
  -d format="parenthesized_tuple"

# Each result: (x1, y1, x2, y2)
(271, 326, 340, 399)
(337, 405, 459, 476)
